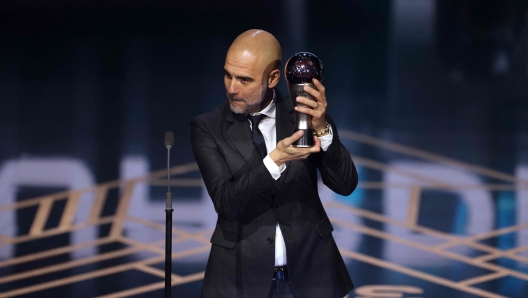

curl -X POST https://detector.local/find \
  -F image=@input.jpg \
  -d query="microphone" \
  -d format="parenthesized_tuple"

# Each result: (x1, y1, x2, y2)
(285, 52, 324, 147)
(164, 131, 174, 150)
(164, 131, 174, 207)
(164, 131, 174, 298)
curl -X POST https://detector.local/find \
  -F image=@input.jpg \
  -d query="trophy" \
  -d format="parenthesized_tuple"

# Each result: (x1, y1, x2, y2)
(285, 52, 324, 147)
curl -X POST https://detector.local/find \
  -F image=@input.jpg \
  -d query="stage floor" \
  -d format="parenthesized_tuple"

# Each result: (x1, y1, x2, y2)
(1, 129, 527, 298)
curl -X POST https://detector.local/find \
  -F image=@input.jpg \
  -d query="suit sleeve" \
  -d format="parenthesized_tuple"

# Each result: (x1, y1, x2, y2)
(190, 117, 280, 222)
(317, 115, 358, 196)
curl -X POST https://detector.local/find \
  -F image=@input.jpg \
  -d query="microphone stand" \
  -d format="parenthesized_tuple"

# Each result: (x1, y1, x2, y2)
(164, 132, 174, 298)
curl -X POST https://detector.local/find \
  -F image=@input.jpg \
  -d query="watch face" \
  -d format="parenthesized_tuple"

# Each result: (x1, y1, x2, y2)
(285, 52, 324, 84)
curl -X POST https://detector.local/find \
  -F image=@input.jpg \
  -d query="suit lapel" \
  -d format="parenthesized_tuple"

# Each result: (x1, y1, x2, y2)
(275, 90, 295, 184)
(275, 90, 295, 143)
(225, 105, 256, 164)
(224, 91, 296, 172)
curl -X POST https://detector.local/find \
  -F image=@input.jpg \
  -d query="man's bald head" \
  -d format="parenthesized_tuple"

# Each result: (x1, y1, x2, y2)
(223, 29, 282, 114)
(227, 29, 282, 75)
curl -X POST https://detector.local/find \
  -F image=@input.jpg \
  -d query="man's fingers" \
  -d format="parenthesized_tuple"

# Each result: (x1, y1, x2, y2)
(303, 85, 321, 99)
(312, 79, 326, 97)
(313, 135, 321, 146)
(311, 136, 321, 152)
(309, 79, 327, 107)
(292, 130, 304, 140)
(294, 105, 314, 116)
(280, 131, 321, 152)
(282, 130, 304, 147)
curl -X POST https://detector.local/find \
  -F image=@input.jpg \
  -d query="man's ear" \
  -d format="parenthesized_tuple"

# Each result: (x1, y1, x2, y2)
(267, 69, 280, 89)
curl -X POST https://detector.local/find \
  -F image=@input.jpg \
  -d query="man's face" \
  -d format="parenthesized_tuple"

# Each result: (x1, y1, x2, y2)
(224, 50, 269, 114)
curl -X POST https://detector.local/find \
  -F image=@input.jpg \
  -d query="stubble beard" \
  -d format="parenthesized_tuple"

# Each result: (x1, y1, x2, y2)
(228, 83, 269, 114)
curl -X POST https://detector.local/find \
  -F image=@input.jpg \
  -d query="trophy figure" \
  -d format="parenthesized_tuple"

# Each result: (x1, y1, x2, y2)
(285, 52, 324, 147)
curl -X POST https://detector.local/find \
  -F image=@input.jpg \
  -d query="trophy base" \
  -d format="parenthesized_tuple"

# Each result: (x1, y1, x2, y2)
(293, 128, 314, 147)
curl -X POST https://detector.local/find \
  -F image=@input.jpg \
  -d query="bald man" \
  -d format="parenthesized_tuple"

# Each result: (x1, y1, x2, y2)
(191, 29, 358, 298)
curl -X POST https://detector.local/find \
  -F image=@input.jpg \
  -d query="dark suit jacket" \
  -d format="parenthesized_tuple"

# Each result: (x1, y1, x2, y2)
(190, 90, 358, 298)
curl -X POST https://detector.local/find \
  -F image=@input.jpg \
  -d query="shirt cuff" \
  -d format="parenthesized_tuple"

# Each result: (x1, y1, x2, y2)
(263, 155, 287, 180)
(318, 125, 334, 151)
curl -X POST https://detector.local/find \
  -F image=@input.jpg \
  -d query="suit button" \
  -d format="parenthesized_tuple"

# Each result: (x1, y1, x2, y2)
(332, 154, 340, 165)
(267, 238, 274, 244)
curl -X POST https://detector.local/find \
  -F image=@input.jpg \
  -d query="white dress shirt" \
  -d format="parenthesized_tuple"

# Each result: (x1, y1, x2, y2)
(248, 90, 333, 266)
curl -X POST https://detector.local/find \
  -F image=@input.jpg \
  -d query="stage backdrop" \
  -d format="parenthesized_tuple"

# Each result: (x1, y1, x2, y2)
(1, 1, 528, 297)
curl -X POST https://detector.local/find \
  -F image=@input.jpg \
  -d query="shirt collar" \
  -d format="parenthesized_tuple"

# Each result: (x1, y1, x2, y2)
(248, 89, 276, 119)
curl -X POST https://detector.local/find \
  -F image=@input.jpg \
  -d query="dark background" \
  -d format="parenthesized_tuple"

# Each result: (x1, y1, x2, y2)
(1, 0, 527, 184)
(1, 1, 528, 297)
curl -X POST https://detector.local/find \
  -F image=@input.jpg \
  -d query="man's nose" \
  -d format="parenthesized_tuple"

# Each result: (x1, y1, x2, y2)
(227, 80, 238, 94)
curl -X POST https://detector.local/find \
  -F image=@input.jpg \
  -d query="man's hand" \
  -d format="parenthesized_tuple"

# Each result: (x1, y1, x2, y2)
(294, 78, 327, 133)
(269, 130, 321, 166)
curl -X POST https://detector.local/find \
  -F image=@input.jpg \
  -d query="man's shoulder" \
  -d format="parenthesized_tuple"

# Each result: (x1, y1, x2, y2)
(192, 102, 228, 126)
